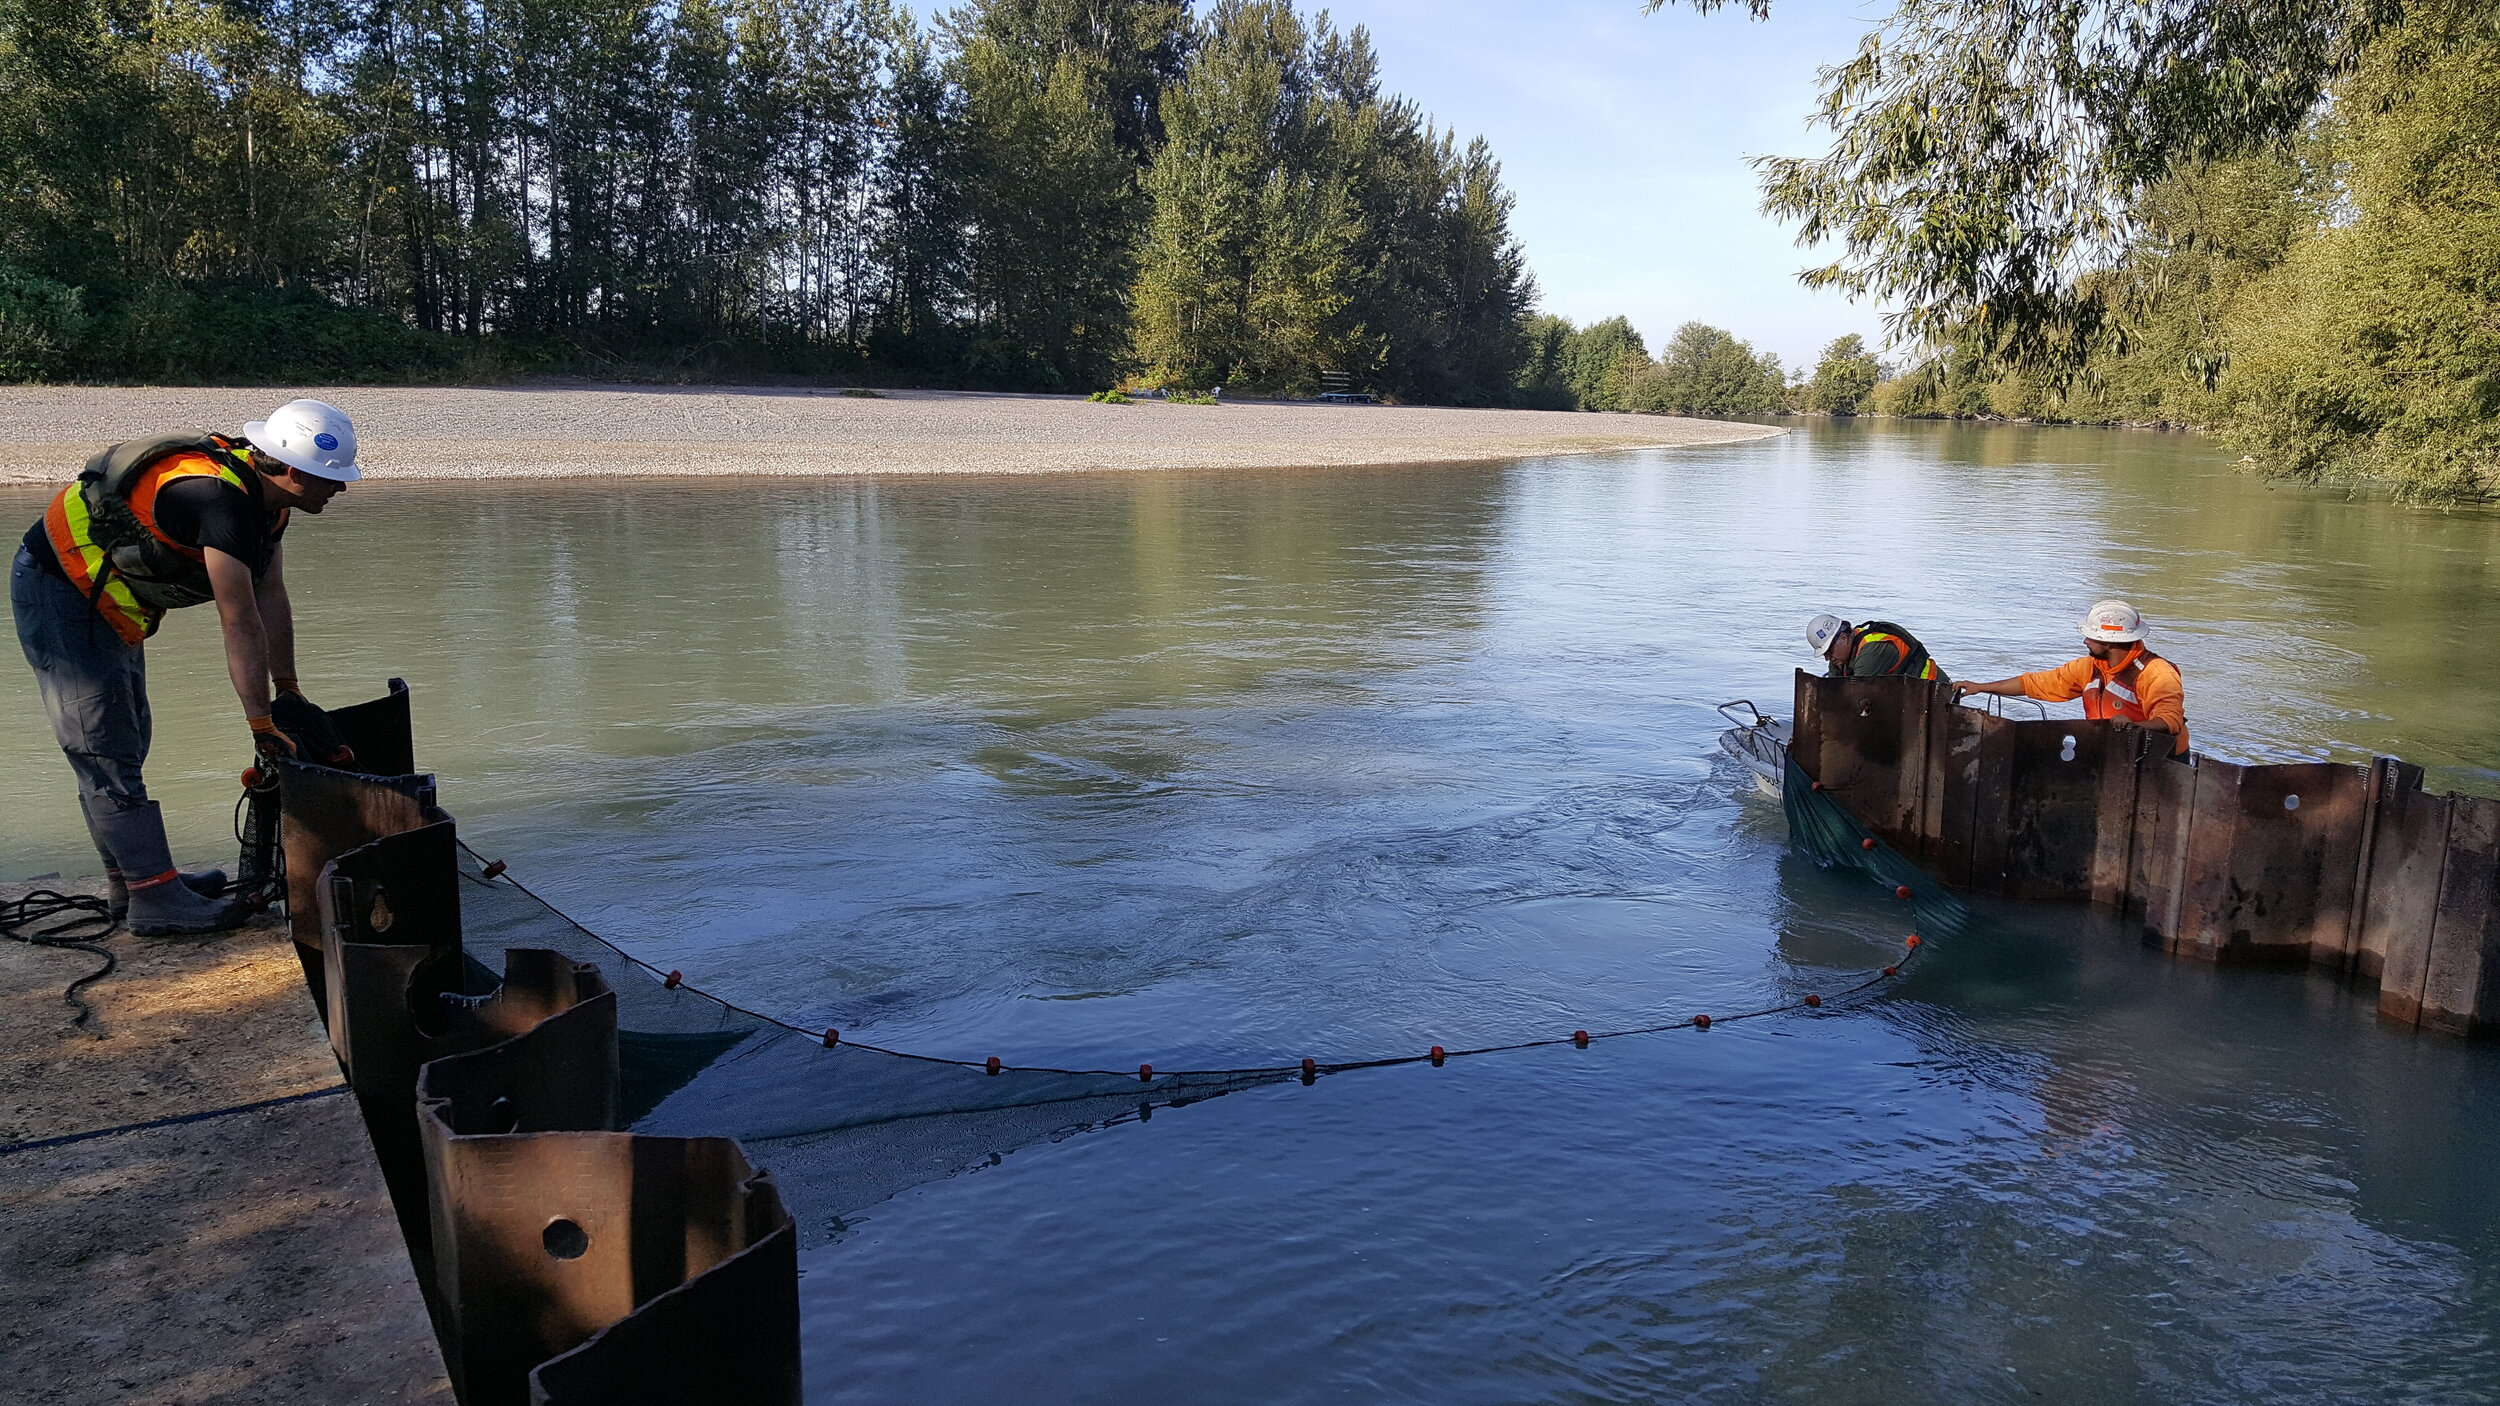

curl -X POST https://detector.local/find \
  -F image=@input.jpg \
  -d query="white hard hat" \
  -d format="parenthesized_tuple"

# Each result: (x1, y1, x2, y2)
(2079, 599, 2146, 643)
(244, 399, 361, 481)
(1806, 613, 1847, 657)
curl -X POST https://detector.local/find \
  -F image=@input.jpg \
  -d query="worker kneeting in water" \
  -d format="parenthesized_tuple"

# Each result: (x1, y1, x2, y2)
(1804, 613, 1948, 684)
(1952, 600, 2190, 757)
(11, 400, 361, 935)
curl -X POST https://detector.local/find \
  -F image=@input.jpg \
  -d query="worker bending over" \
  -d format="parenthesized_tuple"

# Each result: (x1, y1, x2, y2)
(12, 400, 361, 934)
(1953, 600, 2190, 756)
(1805, 614, 1948, 683)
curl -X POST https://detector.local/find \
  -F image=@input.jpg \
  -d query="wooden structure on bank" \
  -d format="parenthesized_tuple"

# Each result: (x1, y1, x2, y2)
(1790, 673, 2500, 1036)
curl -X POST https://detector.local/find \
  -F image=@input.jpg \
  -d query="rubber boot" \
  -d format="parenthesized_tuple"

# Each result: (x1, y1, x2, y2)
(101, 867, 233, 924)
(86, 797, 249, 936)
(82, 801, 229, 922)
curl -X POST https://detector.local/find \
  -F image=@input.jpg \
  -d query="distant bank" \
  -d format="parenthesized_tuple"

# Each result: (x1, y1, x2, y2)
(0, 385, 1781, 484)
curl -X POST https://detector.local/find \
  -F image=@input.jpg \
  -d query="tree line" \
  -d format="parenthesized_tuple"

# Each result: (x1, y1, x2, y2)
(0, 0, 1546, 401)
(1518, 314, 1883, 417)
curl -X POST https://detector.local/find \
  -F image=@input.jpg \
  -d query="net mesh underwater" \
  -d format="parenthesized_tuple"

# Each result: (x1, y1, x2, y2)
(436, 746, 1965, 1244)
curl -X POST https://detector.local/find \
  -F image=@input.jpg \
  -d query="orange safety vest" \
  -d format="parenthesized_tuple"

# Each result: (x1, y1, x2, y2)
(1847, 623, 1942, 681)
(2082, 644, 2187, 752)
(43, 435, 285, 646)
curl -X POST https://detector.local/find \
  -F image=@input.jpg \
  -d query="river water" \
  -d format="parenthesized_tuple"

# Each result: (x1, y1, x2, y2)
(6, 420, 2500, 1401)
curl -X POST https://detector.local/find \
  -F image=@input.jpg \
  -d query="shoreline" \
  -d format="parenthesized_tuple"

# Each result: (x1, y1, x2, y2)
(0, 383, 1782, 483)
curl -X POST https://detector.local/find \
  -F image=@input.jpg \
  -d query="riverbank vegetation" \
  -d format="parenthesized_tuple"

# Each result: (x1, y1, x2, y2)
(1680, 0, 2500, 500)
(0, 0, 1539, 402)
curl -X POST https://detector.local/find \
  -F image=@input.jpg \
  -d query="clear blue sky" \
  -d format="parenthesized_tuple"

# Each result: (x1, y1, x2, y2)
(1314, 0, 1890, 372)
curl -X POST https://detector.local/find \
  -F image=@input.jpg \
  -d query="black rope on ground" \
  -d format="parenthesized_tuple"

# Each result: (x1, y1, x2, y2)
(0, 889, 118, 1029)
(455, 840, 1928, 1085)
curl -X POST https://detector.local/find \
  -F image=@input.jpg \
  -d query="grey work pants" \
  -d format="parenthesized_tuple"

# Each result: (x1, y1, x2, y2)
(11, 545, 154, 813)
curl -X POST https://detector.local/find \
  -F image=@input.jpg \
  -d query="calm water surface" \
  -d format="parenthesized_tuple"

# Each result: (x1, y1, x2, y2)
(6, 420, 2500, 1401)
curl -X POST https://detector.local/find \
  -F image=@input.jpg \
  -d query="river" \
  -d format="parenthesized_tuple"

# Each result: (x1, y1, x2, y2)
(6, 420, 2499, 1401)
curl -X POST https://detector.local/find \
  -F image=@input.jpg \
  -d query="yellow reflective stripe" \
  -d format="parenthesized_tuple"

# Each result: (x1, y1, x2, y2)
(53, 480, 158, 644)
(1857, 631, 1938, 679)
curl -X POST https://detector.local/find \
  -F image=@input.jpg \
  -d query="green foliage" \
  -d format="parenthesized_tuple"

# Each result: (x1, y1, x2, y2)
(1087, 388, 1133, 402)
(1620, 322, 1786, 417)
(1558, 317, 1646, 411)
(1512, 312, 1575, 408)
(1653, 0, 2392, 373)
(1130, 0, 1532, 402)
(1162, 388, 1218, 404)
(0, 0, 1536, 398)
(0, 265, 84, 380)
(1854, 1, 2500, 501)
(2221, 0, 2500, 499)
(1803, 334, 1880, 414)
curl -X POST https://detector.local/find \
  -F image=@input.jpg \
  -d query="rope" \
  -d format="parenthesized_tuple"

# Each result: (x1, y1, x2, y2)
(0, 889, 118, 1030)
(454, 840, 1926, 1084)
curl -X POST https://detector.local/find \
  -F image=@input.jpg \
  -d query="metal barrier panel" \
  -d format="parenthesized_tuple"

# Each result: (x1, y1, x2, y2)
(418, 997, 795, 1406)
(2366, 776, 2453, 1015)
(277, 757, 438, 1017)
(525, 1177, 800, 1406)
(327, 677, 418, 779)
(1792, 672, 1939, 854)
(2416, 796, 2500, 1036)
(1997, 720, 2126, 901)
(2168, 761, 2368, 965)
(318, 820, 470, 1275)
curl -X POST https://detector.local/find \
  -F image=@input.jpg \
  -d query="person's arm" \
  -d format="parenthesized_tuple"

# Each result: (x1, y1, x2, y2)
(256, 543, 300, 695)
(206, 548, 286, 756)
(2136, 660, 2186, 740)
(1954, 658, 2092, 703)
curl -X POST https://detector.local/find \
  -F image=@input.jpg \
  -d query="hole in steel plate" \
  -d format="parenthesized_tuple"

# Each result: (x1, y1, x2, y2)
(543, 1218, 588, 1260)
(2285, 794, 2301, 811)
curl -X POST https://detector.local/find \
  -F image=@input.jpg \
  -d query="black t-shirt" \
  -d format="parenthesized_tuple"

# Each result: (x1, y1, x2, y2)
(23, 471, 284, 582)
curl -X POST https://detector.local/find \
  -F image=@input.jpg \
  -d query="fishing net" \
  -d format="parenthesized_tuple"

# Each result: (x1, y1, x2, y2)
(430, 748, 1944, 1245)
(1781, 752, 1977, 943)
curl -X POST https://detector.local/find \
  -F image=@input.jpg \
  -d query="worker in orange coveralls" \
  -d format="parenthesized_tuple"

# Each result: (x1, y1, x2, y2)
(1952, 600, 2190, 757)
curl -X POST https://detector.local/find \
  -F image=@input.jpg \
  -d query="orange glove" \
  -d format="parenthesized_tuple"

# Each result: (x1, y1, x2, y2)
(248, 713, 298, 760)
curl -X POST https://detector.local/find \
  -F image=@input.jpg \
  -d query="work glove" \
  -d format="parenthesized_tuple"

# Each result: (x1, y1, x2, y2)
(269, 691, 356, 766)
(248, 713, 298, 761)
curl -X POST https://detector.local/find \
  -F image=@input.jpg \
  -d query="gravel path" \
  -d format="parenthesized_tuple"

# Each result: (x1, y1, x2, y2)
(0, 383, 1781, 482)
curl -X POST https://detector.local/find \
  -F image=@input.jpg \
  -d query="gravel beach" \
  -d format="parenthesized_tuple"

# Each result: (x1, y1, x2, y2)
(0, 383, 1780, 483)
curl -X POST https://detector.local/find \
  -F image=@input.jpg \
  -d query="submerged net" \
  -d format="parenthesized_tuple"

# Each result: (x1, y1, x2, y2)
(441, 746, 1946, 1242)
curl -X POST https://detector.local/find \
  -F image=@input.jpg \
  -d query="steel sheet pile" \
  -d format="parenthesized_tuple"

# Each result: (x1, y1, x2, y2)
(1791, 671, 2500, 1034)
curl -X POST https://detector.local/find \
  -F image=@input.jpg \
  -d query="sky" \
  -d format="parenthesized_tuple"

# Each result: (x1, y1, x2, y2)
(1310, 0, 1892, 371)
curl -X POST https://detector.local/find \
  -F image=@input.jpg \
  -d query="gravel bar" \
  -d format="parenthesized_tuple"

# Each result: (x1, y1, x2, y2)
(0, 383, 1781, 483)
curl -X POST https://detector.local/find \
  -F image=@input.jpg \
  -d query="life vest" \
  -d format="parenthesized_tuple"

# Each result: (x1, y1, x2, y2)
(1845, 621, 1941, 681)
(2082, 644, 2186, 751)
(42, 433, 284, 645)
